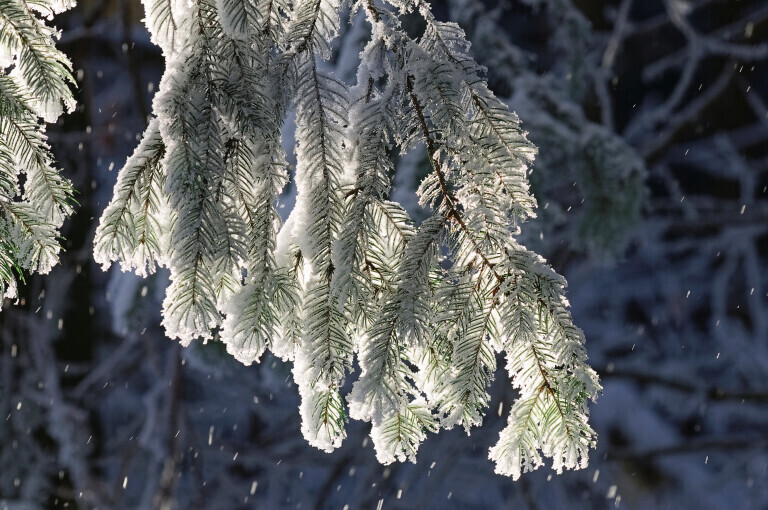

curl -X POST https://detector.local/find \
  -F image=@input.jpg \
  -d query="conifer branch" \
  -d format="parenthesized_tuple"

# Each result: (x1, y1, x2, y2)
(92, 0, 600, 479)
(0, 0, 76, 306)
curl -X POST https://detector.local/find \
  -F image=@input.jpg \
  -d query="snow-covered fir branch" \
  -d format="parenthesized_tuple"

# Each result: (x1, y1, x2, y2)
(94, 0, 600, 479)
(0, 0, 76, 308)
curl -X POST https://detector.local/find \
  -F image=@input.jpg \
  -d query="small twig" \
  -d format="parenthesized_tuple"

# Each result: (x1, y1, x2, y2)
(640, 62, 734, 161)
(601, 0, 634, 71)
(599, 367, 768, 403)
(405, 75, 504, 285)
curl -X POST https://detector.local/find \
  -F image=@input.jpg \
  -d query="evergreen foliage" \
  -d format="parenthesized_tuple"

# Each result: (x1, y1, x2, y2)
(0, 0, 77, 308)
(447, 0, 646, 258)
(93, 0, 600, 478)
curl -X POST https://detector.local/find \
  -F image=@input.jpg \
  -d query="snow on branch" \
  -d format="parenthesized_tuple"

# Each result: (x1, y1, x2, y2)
(0, 0, 76, 308)
(93, 0, 600, 479)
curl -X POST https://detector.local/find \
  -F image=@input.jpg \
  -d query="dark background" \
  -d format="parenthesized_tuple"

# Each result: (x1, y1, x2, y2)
(1, 0, 767, 508)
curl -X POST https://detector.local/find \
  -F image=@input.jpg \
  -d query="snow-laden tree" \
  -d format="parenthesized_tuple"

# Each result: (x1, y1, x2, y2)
(0, 0, 77, 308)
(93, 0, 600, 478)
